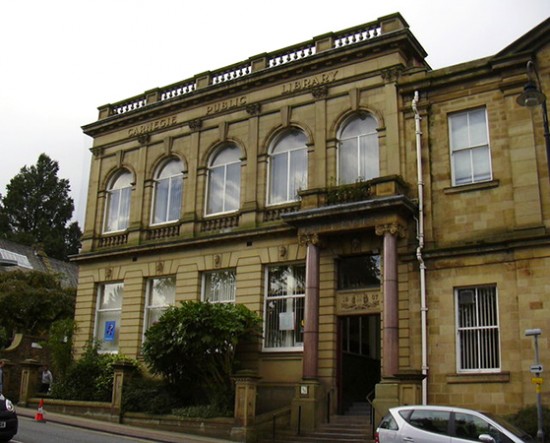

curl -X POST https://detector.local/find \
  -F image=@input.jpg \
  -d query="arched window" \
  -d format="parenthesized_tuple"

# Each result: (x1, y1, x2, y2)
(206, 144, 241, 215)
(338, 114, 379, 184)
(151, 158, 184, 225)
(268, 129, 308, 205)
(104, 170, 132, 233)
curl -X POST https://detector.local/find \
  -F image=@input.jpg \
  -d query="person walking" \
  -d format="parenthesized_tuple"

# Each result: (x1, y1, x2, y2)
(40, 365, 53, 394)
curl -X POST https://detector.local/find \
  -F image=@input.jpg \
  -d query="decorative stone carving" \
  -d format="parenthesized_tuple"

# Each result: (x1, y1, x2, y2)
(311, 85, 328, 99)
(298, 232, 319, 247)
(375, 222, 406, 238)
(105, 267, 113, 280)
(188, 119, 203, 132)
(380, 67, 403, 83)
(338, 291, 380, 313)
(279, 245, 287, 259)
(213, 254, 221, 267)
(246, 103, 261, 115)
(155, 261, 164, 274)
(137, 134, 150, 145)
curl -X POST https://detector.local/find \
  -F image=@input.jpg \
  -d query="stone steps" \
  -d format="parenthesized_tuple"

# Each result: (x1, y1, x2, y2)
(261, 405, 374, 443)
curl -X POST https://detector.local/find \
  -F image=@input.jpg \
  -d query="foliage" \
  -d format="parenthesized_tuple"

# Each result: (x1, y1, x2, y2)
(172, 404, 232, 418)
(326, 179, 372, 205)
(0, 270, 75, 339)
(506, 405, 550, 438)
(0, 153, 82, 260)
(142, 301, 262, 409)
(51, 340, 138, 402)
(44, 319, 78, 379)
(122, 377, 187, 415)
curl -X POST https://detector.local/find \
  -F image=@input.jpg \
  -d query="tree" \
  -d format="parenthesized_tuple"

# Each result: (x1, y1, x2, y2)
(0, 270, 76, 341)
(142, 301, 262, 409)
(0, 153, 82, 260)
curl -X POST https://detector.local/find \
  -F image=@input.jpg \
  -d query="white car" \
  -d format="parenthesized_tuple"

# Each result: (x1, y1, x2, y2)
(375, 405, 535, 443)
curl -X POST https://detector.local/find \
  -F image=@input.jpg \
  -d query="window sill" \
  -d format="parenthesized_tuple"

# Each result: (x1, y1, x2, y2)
(446, 371, 510, 384)
(444, 179, 499, 194)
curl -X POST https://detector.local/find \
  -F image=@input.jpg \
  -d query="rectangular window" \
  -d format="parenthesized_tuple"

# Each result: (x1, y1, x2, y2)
(264, 264, 305, 351)
(202, 270, 236, 303)
(144, 276, 176, 334)
(94, 282, 123, 353)
(338, 254, 381, 290)
(456, 286, 500, 372)
(449, 108, 492, 186)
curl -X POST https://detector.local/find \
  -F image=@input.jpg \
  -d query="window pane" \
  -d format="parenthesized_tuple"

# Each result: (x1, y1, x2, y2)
(269, 153, 288, 204)
(148, 277, 176, 306)
(168, 177, 183, 221)
(339, 139, 357, 184)
(339, 115, 379, 184)
(145, 277, 175, 331)
(408, 410, 450, 435)
(268, 265, 306, 297)
(359, 133, 379, 180)
(469, 109, 488, 147)
(269, 130, 307, 204)
(472, 146, 491, 182)
(95, 282, 123, 353)
(207, 166, 224, 214)
(99, 283, 123, 309)
(225, 162, 241, 211)
(264, 264, 305, 350)
(289, 148, 307, 199)
(457, 286, 499, 371)
(153, 178, 169, 224)
(453, 149, 472, 185)
(450, 113, 469, 149)
(204, 270, 236, 302)
(338, 255, 381, 289)
(207, 145, 241, 214)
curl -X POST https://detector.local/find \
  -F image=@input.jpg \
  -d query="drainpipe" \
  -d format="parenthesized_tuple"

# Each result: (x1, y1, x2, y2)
(412, 91, 428, 405)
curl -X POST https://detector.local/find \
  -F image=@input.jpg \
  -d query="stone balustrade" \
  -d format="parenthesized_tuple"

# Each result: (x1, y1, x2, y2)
(97, 14, 404, 119)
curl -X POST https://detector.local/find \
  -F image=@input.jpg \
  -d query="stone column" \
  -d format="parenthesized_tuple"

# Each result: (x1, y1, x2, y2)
(231, 370, 260, 443)
(111, 361, 136, 420)
(18, 359, 41, 407)
(375, 223, 403, 378)
(300, 233, 320, 380)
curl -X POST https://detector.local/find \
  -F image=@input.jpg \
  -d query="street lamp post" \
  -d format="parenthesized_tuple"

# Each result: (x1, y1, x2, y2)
(517, 60, 550, 183)
(525, 328, 544, 443)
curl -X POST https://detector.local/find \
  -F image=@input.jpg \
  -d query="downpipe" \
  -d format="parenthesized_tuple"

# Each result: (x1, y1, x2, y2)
(412, 91, 428, 405)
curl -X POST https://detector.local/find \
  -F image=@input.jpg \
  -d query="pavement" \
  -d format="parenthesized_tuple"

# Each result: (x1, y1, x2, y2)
(16, 406, 232, 443)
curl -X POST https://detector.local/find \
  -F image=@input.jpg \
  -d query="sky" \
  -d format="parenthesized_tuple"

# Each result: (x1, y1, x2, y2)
(1, 0, 549, 226)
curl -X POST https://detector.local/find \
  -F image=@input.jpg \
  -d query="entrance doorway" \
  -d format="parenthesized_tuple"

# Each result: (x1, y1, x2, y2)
(338, 314, 381, 413)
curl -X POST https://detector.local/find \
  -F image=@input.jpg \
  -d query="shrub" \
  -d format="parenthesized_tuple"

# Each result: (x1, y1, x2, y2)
(51, 340, 137, 402)
(506, 405, 550, 438)
(122, 377, 188, 415)
(142, 301, 262, 410)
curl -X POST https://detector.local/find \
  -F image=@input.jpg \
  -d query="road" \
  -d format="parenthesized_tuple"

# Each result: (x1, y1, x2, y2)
(12, 416, 157, 443)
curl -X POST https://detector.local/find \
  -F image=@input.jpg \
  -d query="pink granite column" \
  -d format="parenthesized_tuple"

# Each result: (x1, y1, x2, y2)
(301, 233, 320, 380)
(376, 224, 401, 378)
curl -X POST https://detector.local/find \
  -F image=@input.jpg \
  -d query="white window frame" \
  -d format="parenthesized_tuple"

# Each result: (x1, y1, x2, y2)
(104, 170, 133, 233)
(94, 282, 124, 354)
(151, 159, 184, 226)
(449, 108, 492, 186)
(455, 285, 501, 373)
(143, 276, 176, 338)
(267, 129, 308, 206)
(337, 114, 379, 185)
(263, 263, 305, 352)
(202, 269, 236, 303)
(205, 144, 241, 216)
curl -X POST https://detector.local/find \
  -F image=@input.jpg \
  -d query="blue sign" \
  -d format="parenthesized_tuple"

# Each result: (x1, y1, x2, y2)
(104, 321, 116, 342)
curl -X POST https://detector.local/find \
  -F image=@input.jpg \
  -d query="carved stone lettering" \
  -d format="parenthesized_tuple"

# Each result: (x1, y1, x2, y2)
(128, 116, 178, 137)
(281, 70, 338, 95)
